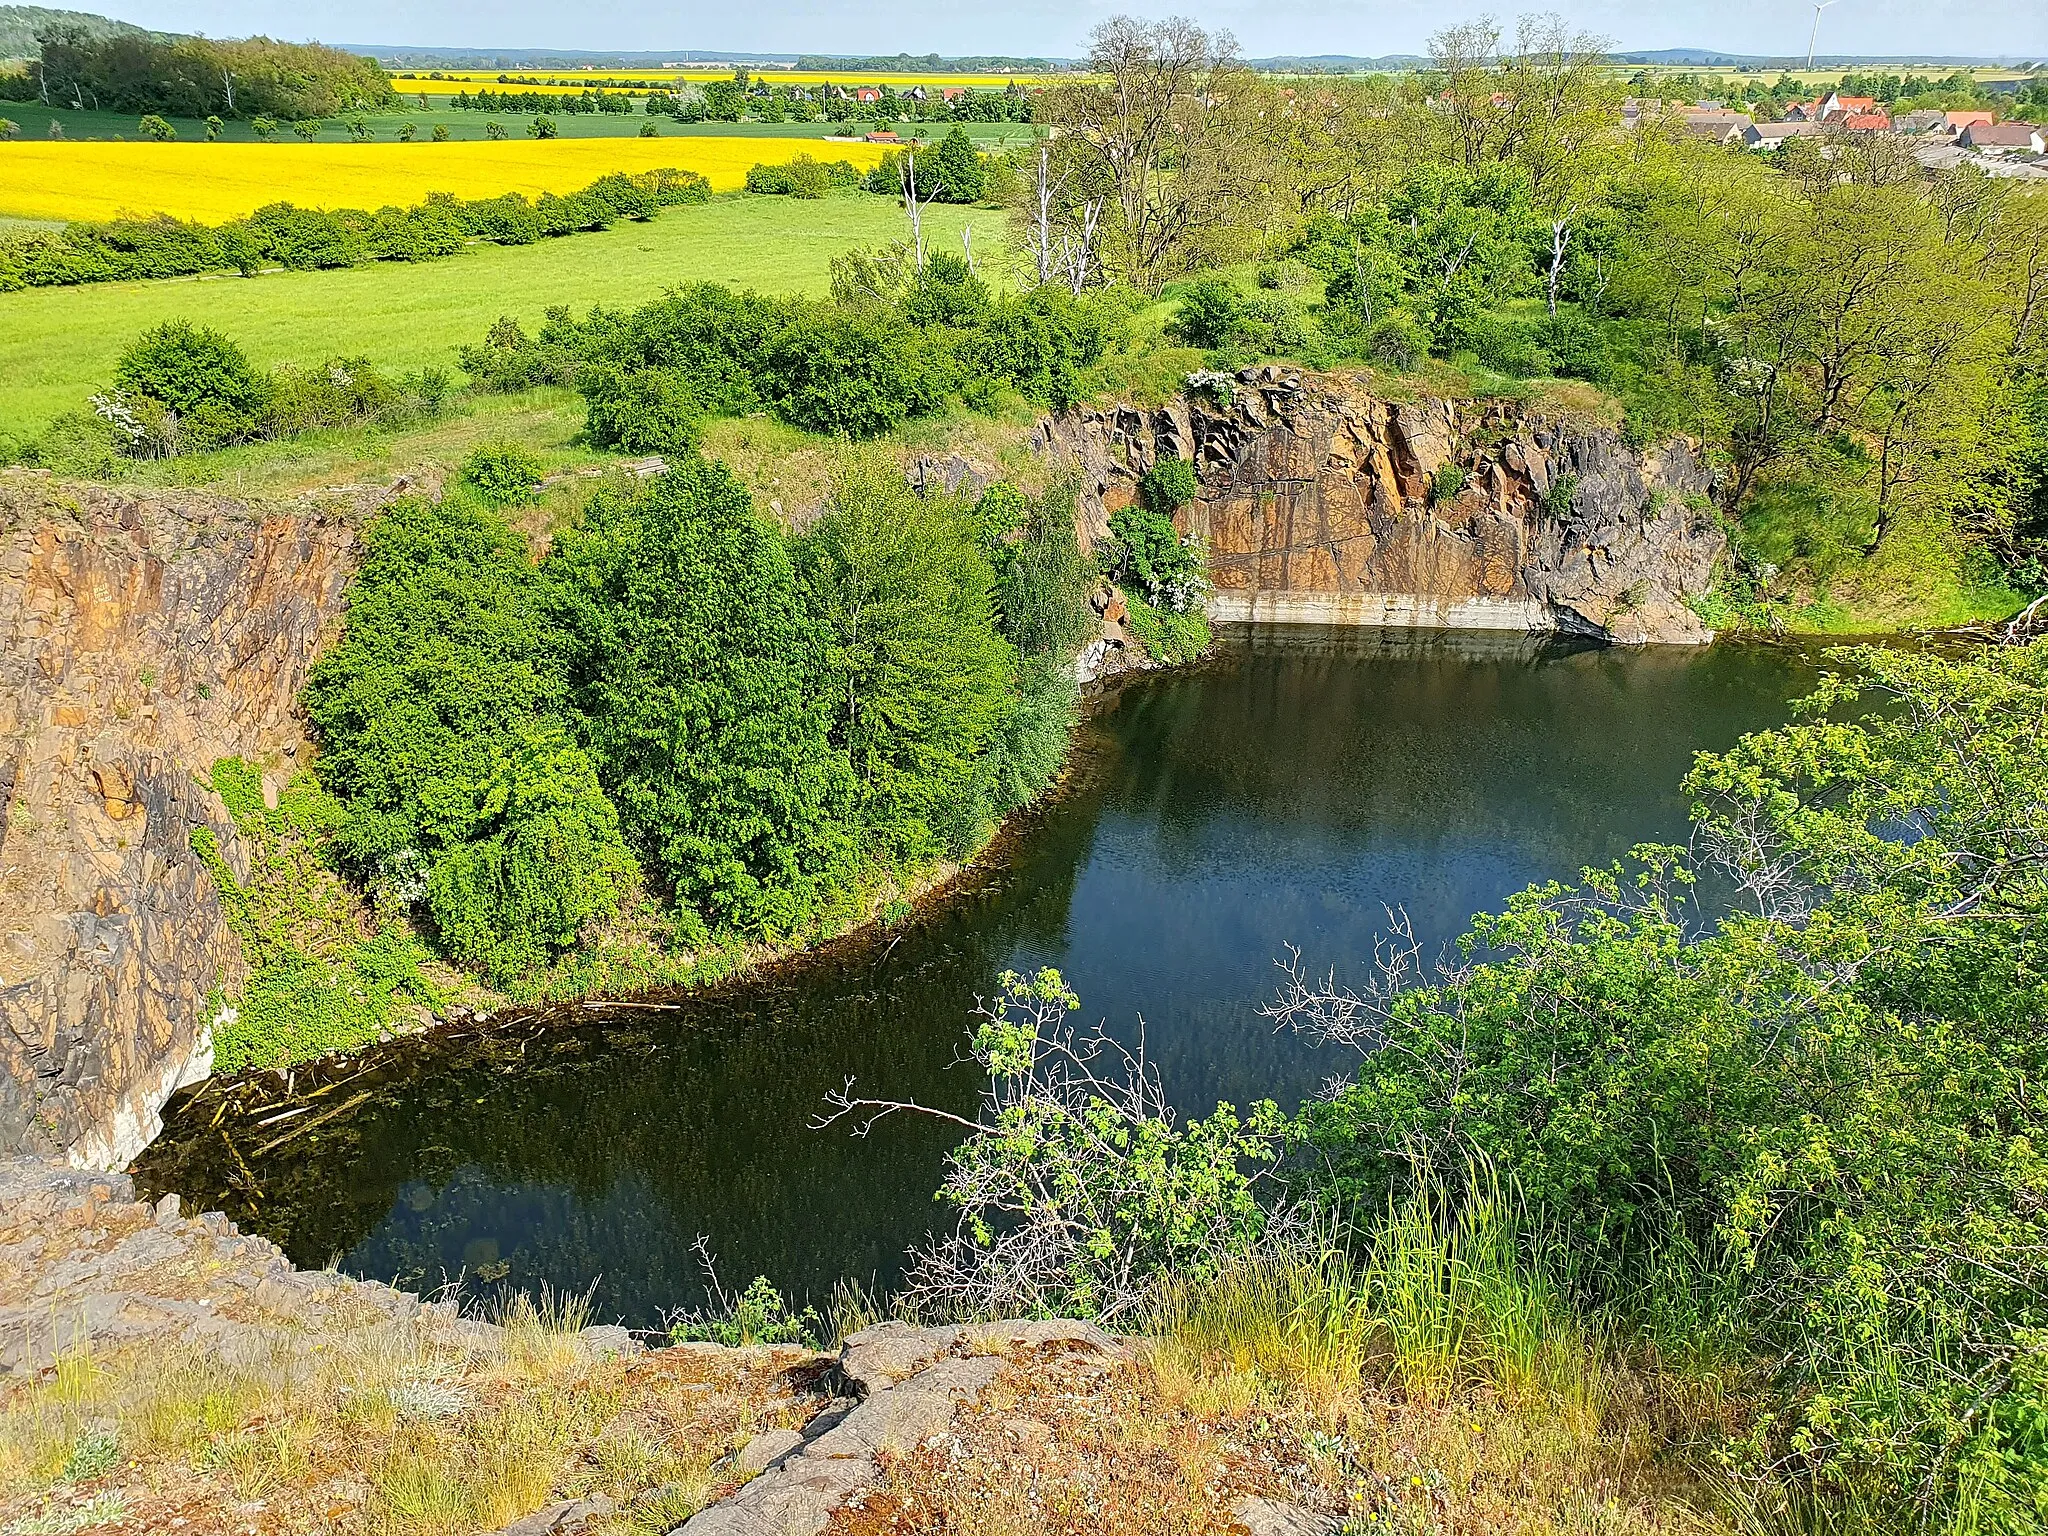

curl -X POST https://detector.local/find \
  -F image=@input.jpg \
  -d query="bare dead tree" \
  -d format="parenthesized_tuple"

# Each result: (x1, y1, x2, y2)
(897, 148, 942, 271)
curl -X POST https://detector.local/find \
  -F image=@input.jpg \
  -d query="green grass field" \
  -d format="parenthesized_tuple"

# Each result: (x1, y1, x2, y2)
(0, 192, 1001, 435)
(0, 102, 1041, 147)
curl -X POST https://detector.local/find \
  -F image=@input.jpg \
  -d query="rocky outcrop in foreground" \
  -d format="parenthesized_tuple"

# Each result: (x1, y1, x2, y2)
(0, 474, 367, 1167)
(0, 1159, 1172, 1536)
(1033, 368, 1725, 644)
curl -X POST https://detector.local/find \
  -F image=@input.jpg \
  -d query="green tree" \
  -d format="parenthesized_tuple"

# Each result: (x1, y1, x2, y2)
(699, 78, 744, 121)
(544, 457, 859, 939)
(301, 497, 636, 981)
(929, 125, 986, 203)
(137, 113, 174, 140)
(797, 465, 1016, 861)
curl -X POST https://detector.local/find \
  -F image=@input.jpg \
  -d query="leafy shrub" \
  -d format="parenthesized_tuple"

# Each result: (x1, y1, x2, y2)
(763, 308, 939, 437)
(1107, 496, 1207, 613)
(111, 320, 268, 450)
(746, 154, 831, 198)
(667, 1273, 820, 1348)
(1139, 455, 1199, 513)
(579, 366, 704, 455)
(584, 172, 657, 221)
(1365, 312, 1428, 371)
(1452, 312, 1550, 377)
(1292, 641, 2048, 1522)
(421, 721, 639, 981)
(1120, 589, 1210, 664)
(461, 442, 545, 507)
(831, 968, 1284, 1323)
(1536, 310, 1611, 384)
(1427, 461, 1467, 506)
(1170, 278, 1244, 349)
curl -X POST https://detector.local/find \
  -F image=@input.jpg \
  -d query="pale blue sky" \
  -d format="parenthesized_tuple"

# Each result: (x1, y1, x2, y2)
(110, 0, 2047, 62)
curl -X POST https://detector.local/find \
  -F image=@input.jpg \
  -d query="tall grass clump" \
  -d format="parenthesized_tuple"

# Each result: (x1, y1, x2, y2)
(1154, 1164, 1608, 1424)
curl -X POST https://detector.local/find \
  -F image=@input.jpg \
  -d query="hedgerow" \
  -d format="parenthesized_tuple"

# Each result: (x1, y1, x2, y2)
(0, 168, 710, 292)
(461, 258, 1120, 442)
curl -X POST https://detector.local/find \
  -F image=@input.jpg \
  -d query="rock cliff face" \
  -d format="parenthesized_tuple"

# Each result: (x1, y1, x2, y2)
(0, 474, 361, 1168)
(1032, 367, 1726, 644)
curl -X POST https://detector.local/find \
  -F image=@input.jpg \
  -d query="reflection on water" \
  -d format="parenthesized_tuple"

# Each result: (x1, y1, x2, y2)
(136, 627, 1822, 1326)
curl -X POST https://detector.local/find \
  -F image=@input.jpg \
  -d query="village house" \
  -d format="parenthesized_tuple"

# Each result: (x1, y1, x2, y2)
(1895, 108, 1948, 134)
(1744, 120, 1825, 149)
(1945, 109, 1995, 135)
(1838, 111, 1891, 132)
(1681, 108, 1754, 143)
(1961, 122, 2045, 153)
(854, 86, 882, 105)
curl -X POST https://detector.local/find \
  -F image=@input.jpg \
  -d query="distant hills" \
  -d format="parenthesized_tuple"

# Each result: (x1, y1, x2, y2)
(0, 9, 2035, 74)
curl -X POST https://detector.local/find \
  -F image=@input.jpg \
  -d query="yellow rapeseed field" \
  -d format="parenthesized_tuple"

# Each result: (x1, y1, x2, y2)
(0, 138, 890, 224)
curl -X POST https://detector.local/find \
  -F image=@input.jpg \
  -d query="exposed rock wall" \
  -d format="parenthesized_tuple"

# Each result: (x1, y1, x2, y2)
(1031, 367, 1726, 644)
(0, 474, 362, 1167)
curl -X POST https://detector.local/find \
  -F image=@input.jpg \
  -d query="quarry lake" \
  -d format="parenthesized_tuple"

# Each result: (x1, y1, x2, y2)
(137, 625, 1826, 1328)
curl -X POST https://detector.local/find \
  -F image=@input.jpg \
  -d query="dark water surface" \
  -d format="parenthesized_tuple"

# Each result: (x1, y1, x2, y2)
(137, 626, 1823, 1326)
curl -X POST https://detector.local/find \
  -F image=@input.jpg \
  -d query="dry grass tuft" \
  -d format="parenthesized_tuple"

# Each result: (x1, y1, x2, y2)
(0, 1303, 825, 1536)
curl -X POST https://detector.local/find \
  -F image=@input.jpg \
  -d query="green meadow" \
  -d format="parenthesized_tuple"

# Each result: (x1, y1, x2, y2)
(0, 192, 998, 435)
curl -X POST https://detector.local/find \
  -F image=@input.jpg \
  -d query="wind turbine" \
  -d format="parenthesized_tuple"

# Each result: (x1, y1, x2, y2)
(1806, 0, 1838, 72)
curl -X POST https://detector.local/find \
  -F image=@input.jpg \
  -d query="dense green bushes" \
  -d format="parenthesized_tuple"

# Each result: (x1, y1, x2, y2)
(300, 495, 639, 983)
(463, 264, 1121, 443)
(1291, 641, 2048, 1524)
(549, 460, 861, 940)
(0, 170, 710, 292)
(302, 456, 1094, 980)
(744, 154, 861, 198)
(20, 321, 449, 462)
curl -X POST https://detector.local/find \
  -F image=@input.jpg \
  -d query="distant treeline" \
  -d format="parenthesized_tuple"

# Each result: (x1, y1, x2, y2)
(0, 168, 710, 292)
(440, 88, 640, 114)
(794, 53, 1073, 72)
(0, 27, 394, 119)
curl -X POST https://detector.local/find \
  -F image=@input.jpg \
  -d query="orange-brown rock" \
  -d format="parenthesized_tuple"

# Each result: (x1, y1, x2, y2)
(1032, 367, 1726, 645)
(0, 474, 363, 1167)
